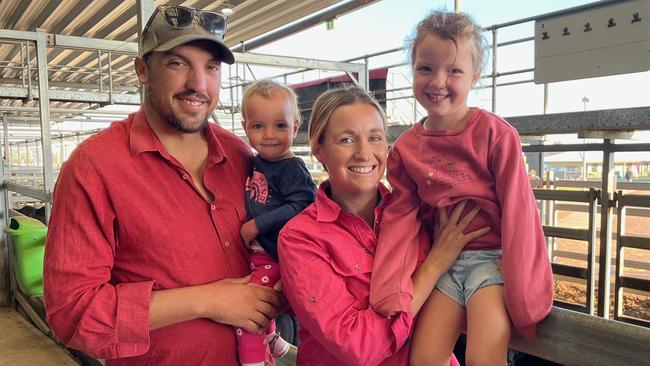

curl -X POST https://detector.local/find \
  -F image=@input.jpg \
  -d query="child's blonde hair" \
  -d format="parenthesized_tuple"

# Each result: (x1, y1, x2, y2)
(241, 79, 301, 123)
(308, 87, 386, 153)
(408, 11, 486, 76)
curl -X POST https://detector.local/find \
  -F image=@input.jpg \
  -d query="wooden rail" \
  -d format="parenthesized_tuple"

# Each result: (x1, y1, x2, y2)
(511, 307, 650, 366)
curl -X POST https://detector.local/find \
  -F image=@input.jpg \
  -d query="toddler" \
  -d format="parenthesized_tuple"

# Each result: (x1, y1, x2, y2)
(237, 79, 316, 366)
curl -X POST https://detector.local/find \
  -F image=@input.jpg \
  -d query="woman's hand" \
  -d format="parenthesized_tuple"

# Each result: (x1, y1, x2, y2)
(426, 200, 491, 271)
(411, 200, 490, 315)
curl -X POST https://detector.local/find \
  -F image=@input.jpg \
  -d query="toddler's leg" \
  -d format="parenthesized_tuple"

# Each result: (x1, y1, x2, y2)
(236, 325, 267, 366)
(237, 254, 278, 366)
(465, 285, 510, 366)
(266, 320, 290, 358)
(410, 289, 464, 366)
(251, 253, 290, 358)
(236, 264, 270, 366)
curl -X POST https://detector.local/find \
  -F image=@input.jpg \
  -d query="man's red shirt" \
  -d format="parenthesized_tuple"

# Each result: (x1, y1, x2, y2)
(44, 110, 252, 365)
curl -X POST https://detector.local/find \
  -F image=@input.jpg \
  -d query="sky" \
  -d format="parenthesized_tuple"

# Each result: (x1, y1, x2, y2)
(233, 0, 649, 123)
(255, 0, 595, 60)
(65, 1, 649, 144)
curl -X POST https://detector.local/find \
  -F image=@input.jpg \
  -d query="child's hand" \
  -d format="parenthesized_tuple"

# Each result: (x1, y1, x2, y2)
(240, 220, 260, 247)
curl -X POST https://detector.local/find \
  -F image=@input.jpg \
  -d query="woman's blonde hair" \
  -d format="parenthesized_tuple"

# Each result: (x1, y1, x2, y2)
(241, 79, 301, 123)
(407, 11, 486, 75)
(308, 87, 386, 152)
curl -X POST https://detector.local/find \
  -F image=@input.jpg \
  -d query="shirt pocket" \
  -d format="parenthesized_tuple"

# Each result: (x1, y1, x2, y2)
(211, 201, 246, 245)
(329, 248, 373, 304)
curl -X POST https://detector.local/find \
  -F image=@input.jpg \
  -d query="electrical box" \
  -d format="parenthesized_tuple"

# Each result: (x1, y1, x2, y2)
(534, 0, 650, 84)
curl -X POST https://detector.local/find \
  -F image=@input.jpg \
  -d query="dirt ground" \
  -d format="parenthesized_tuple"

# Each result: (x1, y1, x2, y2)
(554, 280, 650, 320)
(552, 203, 650, 321)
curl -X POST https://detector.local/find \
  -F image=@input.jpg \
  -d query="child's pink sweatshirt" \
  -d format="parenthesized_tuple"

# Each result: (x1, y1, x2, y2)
(370, 108, 553, 338)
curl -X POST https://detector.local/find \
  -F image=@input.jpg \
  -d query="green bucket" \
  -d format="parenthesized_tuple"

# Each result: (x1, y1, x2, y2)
(5, 215, 47, 297)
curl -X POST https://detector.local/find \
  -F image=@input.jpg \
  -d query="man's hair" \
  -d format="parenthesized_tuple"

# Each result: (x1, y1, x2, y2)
(241, 79, 301, 123)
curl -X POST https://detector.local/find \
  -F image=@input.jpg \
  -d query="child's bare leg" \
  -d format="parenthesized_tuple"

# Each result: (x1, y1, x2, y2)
(465, 285, 510, 366)
(410, 289, 464, 366)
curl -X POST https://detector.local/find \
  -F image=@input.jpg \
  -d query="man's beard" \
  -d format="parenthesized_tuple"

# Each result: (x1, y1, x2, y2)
(147, 88, 210, 133)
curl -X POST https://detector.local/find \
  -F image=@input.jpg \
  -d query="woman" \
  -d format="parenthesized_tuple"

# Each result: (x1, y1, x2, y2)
(278, 87, 489, 366)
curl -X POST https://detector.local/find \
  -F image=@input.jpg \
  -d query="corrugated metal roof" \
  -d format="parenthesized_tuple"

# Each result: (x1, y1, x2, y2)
(0, 0, 349, 112)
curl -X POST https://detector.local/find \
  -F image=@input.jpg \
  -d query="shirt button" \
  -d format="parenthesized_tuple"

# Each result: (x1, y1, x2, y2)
(354, 264, 360, 270)
(308, 295, 316, 303)
(426, 179, 432, 186)
(210, 205, 216, 211)
(364, 248, 371, 254)
(182, 174, 189, 180)
(224, 241, 230, 247)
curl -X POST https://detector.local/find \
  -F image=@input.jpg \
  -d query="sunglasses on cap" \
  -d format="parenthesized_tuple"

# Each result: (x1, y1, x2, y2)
(145, 5, 228, 36)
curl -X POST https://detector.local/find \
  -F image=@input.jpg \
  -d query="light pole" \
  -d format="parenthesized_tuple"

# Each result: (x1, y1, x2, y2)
(581, 96, 589, 179)
(581, 96, 590, 111)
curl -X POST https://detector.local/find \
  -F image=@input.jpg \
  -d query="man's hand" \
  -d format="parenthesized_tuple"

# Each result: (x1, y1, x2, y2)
(240, 220, 260, 248)
(198, 275, 280, 333)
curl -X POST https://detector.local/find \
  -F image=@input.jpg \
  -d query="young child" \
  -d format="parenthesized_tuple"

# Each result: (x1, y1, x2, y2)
(237, 80, 317, 366)
(369, 11, 554, 366)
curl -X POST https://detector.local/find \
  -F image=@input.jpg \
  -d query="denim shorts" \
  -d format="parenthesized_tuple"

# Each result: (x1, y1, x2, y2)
(435, 249, 503, 307)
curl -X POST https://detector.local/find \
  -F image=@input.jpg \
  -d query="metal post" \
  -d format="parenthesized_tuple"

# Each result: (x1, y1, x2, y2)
(413, 99, 417, 123)
(229, 64, 235, 133)
(20, 42, 25, 88)
(136, 0, 156, 53)
(59, 134, 64, 167)
(2, 115, 9, 161)
(97, 50, 103, 93)
(235, 63, 240, 132)
(136, 0, 156, 101)
(363, 56, 370, 91)
(543, 83, 548, 114)
(35, 29, 54, 223)
(108, 51, 114, 104)
(26, 42, 32, 100)
(613, 190, 625, 320)
(491, 27, 497, 113)
(586, 188, 599, 315)
(0, 114, 12, 306)
(597, 139, 615, 318)
(3, 115, 11, 192)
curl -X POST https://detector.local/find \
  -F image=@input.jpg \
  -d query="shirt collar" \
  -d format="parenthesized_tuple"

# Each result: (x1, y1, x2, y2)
(315, 180, 390, 222)
(129, 109, 163, 155)
(128, 108, 225, 166)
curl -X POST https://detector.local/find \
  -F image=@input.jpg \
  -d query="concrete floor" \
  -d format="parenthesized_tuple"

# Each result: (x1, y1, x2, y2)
(0, 307, 78, 366)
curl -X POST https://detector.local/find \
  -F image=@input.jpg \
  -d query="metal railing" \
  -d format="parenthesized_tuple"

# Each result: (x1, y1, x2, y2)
(614, 191, 650, 327)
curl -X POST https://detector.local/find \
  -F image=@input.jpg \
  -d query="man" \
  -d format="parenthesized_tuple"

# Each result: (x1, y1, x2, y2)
(44, 6, 283, 365)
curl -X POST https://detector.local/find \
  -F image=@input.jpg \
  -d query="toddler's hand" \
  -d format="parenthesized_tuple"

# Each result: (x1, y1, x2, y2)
(240, 220, 260, 248)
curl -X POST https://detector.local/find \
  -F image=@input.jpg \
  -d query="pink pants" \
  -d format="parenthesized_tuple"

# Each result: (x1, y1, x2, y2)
(235, 251, 280, 364)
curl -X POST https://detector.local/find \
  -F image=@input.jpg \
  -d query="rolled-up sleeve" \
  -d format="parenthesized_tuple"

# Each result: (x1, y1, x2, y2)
(44, 149, 154, 359)
(278, 225, 412, 366)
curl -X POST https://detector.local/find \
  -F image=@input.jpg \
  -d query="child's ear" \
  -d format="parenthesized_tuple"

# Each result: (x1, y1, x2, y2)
(293, 120, 301, 137)
(472, 71, 480, 87)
